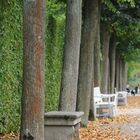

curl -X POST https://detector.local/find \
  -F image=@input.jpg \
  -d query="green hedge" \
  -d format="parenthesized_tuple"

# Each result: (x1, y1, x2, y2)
(45, 15, 65, 112)
(0, 0, 22, 132)
(0, 0, 65, 132)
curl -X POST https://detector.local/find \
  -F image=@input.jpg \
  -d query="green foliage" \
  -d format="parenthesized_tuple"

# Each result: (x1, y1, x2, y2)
(45, 0, 65, 111)
(117, 0, 136, 7)
(0, 0, 66, 132)
(102, 0, 137, 13)
(128, 61, 140, 86)
(102, 0, 140, 61)
(47, 0, 65, 16)
(101, 0, 138, 29)
(0, 0, 22, 132)
(102, 0, 117, 12)
(116, 22, 140, 61)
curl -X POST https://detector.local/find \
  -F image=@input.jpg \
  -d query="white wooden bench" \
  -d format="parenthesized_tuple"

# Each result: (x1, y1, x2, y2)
(93, 87, 118, 118)
(117, 91, 127, 106)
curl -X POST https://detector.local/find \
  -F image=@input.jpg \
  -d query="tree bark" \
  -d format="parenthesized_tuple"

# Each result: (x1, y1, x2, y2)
(124, 63, 128, 89)
(119, 58, 123, 91)
(94, 0, 101, 87)
(108, 56, 111, 93)
(77, 0, 99, 126)
(100, 26, 111, 94)
(20, 0, 46, 140)
(109, 34, 116, 93)
(115, 51, 120, 91)
(122, 61, 128, 90)
(59, 0, 82, 111)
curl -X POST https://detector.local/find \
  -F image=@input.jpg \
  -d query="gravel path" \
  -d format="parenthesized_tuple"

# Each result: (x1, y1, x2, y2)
(120, 121, 140, 140)
(119, 108, 140, 115)
(117, 95, 140, 139)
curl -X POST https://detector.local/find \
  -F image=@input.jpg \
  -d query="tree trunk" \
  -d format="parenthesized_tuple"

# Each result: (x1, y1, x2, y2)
(101, 26, 111, 94)
(119, 58, 123, 91)
(94, 0, 101, 87)
(77, 0, 99, 126)
(124, 63, 128, 89)
(122, 61, 128, 90)
(109, 34, 116, 93)
(91, 0, 101, 119)
(59, 0, 82, 111)
(20, 0, 46, 140)
(108, 56, 111, 93)
(115, 51, 120, 91)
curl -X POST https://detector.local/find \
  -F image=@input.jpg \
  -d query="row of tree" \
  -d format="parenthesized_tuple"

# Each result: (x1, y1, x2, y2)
(21, 0, 140, 139)
(58, 0, 140, 126)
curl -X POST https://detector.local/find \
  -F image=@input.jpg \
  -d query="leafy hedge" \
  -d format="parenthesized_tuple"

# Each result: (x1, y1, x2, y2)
(45, 15, 65, 112)
(0, 0, 22, 132)
(0, 0, 65, 132)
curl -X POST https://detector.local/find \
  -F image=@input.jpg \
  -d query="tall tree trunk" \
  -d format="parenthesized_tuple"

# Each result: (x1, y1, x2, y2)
(90, 0, 101, 119)
(115, 51, 120, 91)
(109, 34, 116, 93)
(124, 63, 128, 89)
(108, 56, 111, 93)
(122, 61, 128, 90)
(119, 58, 123, 91)
(94, 0, 101, 87)
(77, 0, 98, 126)
(59, 0, 82, 111)
(20, 0, 46, 140)
(101, 26, 111, 94)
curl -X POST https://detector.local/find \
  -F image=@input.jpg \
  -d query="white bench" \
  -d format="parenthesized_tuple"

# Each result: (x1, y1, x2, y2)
(93, 87, 118, 118)
(117, 91, 127, 106)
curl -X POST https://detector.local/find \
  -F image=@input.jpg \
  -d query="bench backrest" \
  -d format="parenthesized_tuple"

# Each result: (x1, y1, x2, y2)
(94, 87, 102, 103)
(94, 87, 101, 95)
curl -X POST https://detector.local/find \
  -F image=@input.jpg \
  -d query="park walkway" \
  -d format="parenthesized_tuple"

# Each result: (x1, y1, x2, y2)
(80, 95, 140, 140)
(117, 95, 140, 140)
